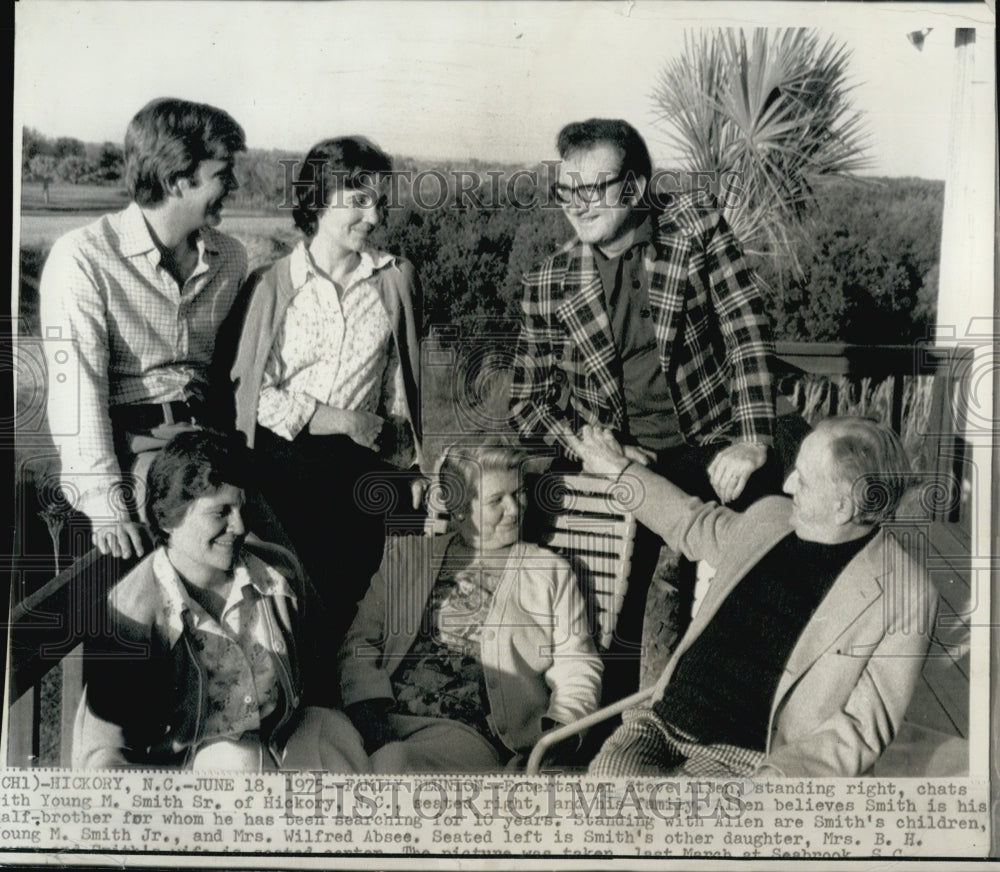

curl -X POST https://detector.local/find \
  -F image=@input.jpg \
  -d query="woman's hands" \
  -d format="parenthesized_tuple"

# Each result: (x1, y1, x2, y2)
(309, 404, 384, 450)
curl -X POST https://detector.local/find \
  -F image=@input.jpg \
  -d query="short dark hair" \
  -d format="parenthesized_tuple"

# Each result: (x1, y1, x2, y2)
(556, 118, 653, 186)
(124, 98, 246, 206)
(146, 430, 251, 546)
(815, 416, 911, 526)
(292, 136, 393, 238)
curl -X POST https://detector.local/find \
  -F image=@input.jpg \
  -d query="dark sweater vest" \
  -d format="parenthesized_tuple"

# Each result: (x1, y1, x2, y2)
(655, 529, 877, 749)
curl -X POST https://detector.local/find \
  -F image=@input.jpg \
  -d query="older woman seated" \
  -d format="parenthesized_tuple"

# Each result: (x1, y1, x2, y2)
(73, 429, 367, 772)
(339, 441, 603, 773)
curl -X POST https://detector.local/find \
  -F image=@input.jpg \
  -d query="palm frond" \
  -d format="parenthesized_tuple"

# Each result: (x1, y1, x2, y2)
(651, 27, 871, 278)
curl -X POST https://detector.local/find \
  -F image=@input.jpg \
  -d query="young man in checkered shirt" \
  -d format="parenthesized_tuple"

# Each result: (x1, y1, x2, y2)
(509, 118, 780, 692)
(40, 98, 248, 561)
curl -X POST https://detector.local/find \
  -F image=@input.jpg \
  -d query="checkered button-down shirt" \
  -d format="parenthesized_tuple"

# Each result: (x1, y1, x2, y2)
(39, 203, 247, 521)
(510, 193, 776, 452)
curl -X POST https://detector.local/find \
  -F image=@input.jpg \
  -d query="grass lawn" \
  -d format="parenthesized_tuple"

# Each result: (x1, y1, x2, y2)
(19, 198, 295, 255)
(20, 181, 130, 213)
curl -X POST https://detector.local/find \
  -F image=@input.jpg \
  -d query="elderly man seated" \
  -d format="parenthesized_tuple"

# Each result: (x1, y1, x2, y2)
(565, 416, 937, 778)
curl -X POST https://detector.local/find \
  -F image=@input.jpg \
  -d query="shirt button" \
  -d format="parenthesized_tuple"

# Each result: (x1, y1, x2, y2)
(639, 308, 651, 319)
(487, 677, 499, 690)
(274, 641, 285, 653)
(484, 630, 496, 640)
(244, 694, 254, 705)
(632, 279, 642, 290)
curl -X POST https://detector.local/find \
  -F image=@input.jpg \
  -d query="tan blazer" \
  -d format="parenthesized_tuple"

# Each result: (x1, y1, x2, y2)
(649, 495, 938, 777)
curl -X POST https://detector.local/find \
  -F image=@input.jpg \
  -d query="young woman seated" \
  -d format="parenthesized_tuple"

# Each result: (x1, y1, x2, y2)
(73, 429, 367, 772)
(338, 441, 603, 773)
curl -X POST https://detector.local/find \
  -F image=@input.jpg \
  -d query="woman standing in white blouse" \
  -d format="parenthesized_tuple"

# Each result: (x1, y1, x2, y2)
(231, 137, 423, 645)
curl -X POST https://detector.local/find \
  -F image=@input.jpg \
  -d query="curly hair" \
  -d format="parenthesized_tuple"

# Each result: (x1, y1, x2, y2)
(435, 439, 528, 517)
(146, 430, 251, 545)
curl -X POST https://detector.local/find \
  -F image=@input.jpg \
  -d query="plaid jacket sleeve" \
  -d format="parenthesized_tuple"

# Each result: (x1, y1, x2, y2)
(697, 211, 776, 446)
(508, 264, 575, 451)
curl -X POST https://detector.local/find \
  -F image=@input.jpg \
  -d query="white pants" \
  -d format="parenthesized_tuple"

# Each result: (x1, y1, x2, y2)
(191, 707, 370, 773)
(369, 714, 505, 774)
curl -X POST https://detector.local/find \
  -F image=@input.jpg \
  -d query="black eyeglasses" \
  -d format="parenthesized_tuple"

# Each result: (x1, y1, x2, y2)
(550, 171, 629, 206)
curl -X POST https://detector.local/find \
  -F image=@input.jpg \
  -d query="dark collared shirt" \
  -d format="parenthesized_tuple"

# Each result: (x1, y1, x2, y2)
(592, 215, 683, 451)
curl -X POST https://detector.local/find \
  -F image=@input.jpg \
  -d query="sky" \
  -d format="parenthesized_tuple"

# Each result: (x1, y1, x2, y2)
(14, 1, 996, 179)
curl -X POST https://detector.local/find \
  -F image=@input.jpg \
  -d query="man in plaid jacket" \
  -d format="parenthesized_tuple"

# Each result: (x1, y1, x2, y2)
(509, 118, 779, 692)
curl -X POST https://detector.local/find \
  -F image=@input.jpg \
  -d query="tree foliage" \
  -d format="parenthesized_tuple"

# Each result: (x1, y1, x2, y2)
(22, 127, 49, 169)
(52, 137, 86, 161)
(19, 126, 941, 346)
(23, 128, 124, 184)
(374, 169, 564, 336)
(55, 154, 89, 184)
(96, 142, 125, 180)
(27, 155, 59, 203)
(369, 168, 940, 346)
(233, 149, 296, 209)
(754, 177, 943, 342)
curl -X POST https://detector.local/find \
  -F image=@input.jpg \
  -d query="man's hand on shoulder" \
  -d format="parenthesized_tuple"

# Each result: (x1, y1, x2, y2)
(92, 521, 147, 559)
(707, 442, 767, 504)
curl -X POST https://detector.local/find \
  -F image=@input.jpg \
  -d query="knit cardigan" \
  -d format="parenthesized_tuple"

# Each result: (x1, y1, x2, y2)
(229, 251, 423, 469)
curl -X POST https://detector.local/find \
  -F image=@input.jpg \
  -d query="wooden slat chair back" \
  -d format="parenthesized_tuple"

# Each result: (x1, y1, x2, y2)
(525, 472, 636, 652)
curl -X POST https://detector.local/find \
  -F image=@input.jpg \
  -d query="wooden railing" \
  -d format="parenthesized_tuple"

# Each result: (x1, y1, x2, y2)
(774, 340, 972, 432)
(774, 341, 974, 527)
(5, 342, 975, 767)
(6, 523, 145, 768)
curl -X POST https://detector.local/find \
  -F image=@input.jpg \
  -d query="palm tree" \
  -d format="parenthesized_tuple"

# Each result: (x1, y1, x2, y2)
(652, 28, 871, 273)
